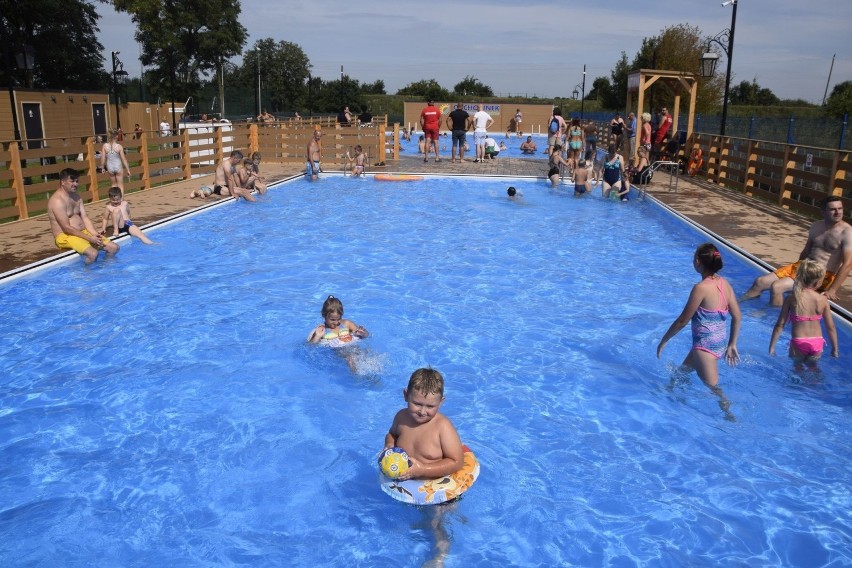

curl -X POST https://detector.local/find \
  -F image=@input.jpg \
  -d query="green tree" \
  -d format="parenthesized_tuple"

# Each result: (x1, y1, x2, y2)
(396, 79, 451, 101)
(600, 52, 630, 110)
(824, 81, 852, 119)
(303, 75, 364, 114)
(114, 0, 247, 103)
(585, 77, 612, 103)
(239, 39, 311, 112)
(630, 23, 725, 114)
(453, 75, 493, 98)
(0, 0, 108, 90)
(361, 80, 386, 95)
(729, 79, 779, 106)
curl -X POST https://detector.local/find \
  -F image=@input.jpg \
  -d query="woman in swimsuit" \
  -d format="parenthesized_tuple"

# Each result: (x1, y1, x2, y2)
(658, 243, 741, 419)
(100, 129, 131, 194)
(566, 118, 584, 174)
(601, 144, 627, 200)
(307, 295, 369, 345)
(769, 259, 839, 366)
(547, 144, 572, 188)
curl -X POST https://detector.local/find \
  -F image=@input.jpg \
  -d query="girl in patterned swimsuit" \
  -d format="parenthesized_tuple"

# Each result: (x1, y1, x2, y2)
(658, 243, 741, 418)
(307, 295, 369, 346)
(769, 259, 839, 366)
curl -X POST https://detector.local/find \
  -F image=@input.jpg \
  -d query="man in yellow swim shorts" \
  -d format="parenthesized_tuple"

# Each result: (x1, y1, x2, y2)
(48, 168, 120, 264)
(742, 195, 851, 306)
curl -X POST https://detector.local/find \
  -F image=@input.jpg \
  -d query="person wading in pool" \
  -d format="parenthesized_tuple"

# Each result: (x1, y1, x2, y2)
(306, 128, 323, 180)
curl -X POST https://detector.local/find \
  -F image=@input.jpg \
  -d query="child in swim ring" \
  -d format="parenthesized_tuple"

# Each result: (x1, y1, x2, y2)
(307, 295, 369, 345)
(769, 259, 838, 366)
(657, 243, 741, 419)
(384, 368, 464, 481)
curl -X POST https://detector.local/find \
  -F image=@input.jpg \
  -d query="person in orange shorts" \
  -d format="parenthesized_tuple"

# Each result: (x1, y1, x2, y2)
(742, 195, 852, 306)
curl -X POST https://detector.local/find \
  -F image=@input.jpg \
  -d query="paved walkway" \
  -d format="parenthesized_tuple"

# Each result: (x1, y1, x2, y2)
(2, 154, 849, 312)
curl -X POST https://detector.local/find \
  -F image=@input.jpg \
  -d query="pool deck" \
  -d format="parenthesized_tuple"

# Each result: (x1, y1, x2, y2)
(2, 154, 849, 312)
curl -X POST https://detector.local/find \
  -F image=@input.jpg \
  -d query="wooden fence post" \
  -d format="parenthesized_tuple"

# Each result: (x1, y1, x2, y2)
(139, 132, 151, 190)
(183, 128, 192, 180)
(86, 136, 101, 201)
(9, 143, 27, 220)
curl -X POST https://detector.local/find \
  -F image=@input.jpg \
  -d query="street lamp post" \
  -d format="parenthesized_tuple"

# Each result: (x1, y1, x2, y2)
(255, 49, 262, 119)
(111, 51, 129, 130)
(572, 71, 586, 118)
(699, 0, 738, 136)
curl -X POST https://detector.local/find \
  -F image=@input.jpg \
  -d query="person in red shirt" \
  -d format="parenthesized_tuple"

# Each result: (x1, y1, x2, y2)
(654, 107, 672, 145)
(420, 99, 442, 162)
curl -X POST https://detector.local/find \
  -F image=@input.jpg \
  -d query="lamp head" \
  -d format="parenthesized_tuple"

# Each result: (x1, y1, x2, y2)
(721, 0, 735, 6)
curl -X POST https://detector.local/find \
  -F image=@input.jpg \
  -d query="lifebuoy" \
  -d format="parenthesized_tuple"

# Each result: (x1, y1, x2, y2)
(687, 147, 703, 176)
(379, 445, 480, 505)
(374, 174, 424, 182)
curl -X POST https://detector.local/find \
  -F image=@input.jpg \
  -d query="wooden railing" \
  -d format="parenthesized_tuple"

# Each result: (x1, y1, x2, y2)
(4, 119, 848, 224)
(0, 116, 394, 223)
(686, 133, 851, 219)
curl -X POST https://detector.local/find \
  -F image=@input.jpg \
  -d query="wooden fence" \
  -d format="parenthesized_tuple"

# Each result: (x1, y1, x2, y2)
(2, 117, 850, 224)
(0, 116, 396, 223)
(686, 133, 851, 218)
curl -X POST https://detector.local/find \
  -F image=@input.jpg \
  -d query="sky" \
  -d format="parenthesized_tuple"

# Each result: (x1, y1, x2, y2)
(97, 0, 851, 105)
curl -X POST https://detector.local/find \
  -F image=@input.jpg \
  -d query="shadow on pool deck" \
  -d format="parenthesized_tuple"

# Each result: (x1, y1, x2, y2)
(1, 155, 849, 312)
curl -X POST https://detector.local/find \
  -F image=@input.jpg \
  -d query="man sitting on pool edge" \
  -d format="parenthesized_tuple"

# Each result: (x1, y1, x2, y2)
(48, 168, 119, 264)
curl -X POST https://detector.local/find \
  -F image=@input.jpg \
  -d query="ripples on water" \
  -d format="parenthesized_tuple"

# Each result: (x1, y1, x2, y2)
(0, 176, 850, 566)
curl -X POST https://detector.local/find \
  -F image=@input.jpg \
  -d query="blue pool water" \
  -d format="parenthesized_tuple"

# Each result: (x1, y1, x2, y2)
(1, 176, 851, 566)
(396, 132, 547, 159)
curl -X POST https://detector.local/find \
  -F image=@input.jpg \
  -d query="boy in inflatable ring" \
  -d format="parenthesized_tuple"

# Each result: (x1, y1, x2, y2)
(384, 368, 464, 481)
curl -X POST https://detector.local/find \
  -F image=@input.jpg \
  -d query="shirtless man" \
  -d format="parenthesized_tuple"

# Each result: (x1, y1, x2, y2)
(48, 168, 119, 264)
(306, 128, 322, 180)
(520, 136, 537, 154)
(214, 150, 256, 202)
(742, 195, 852, 305)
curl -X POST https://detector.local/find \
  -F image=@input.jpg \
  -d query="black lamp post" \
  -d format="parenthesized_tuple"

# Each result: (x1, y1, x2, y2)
(111, 51, 129, 130)
(699, 0, 738, 136)
(255, 49, 261, 119)
(572, 71, 585, 119)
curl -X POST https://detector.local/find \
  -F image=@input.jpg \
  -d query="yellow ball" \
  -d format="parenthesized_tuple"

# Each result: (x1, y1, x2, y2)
(379, 447, 411, 479)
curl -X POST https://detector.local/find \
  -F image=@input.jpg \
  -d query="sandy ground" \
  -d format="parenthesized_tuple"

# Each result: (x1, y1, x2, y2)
(2, 156, 849, 312)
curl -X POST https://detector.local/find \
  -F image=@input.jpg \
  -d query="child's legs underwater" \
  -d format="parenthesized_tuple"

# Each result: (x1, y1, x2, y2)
(681, 348, 720, 387)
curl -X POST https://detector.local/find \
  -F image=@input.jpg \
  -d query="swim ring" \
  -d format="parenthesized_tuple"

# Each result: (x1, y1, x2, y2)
(374, 174, 424, 182)
(379, 445, 480, 505)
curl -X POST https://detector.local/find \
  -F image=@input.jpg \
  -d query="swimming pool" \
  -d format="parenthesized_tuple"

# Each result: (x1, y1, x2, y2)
(1, 175, 850, 566)
(396, 132, 547, 159)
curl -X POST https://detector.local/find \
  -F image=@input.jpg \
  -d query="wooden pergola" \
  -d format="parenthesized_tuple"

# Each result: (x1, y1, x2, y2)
(626, 68, 698, 158)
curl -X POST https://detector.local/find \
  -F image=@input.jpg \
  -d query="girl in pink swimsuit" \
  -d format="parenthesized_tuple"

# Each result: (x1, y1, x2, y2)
(769, 259, 839, 366)
(658, 243, 742, 420)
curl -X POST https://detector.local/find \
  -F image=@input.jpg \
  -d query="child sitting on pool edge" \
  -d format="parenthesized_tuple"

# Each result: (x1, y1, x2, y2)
(384, 368, 464, 481)
(100, 187, 154, 244)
